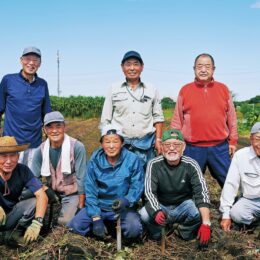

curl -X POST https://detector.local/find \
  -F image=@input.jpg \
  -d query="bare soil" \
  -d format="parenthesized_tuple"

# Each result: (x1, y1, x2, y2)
(1, 118, 259, 259)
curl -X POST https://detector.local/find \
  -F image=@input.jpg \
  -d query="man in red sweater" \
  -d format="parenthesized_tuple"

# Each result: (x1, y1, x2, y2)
(171, 53, 238, 187)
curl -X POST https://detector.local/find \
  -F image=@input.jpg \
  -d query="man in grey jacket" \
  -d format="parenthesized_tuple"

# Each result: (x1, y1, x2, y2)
(100, 51, 164, 168)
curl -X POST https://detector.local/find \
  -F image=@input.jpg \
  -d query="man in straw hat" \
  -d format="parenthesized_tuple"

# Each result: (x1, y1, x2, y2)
(0, 136, 48, 245)
(139, 129, 211, 248)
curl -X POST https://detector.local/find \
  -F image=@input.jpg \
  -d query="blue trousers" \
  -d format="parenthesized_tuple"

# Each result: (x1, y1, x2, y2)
(184, 141, 231, 187)
(67, 207, 143, 239)
(140, 200, 201, 240)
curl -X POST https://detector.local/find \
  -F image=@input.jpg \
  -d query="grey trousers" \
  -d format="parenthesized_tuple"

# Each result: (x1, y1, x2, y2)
(0, 198, 36, 231)
(230, 197, 260, 225)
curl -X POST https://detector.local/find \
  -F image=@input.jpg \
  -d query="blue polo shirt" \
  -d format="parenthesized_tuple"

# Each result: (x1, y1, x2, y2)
(0, 164, 42, 213)
(0, 72, 51, 148)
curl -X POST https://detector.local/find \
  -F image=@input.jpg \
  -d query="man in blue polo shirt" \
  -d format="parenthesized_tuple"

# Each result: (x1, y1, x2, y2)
(0, 47, 51, 168)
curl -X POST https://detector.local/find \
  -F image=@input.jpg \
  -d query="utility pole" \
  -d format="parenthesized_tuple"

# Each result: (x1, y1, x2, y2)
(57, 50, 61, 96)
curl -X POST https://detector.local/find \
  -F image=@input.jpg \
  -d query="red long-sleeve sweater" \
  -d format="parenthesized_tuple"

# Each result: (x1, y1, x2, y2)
(171, 80, 238, 147)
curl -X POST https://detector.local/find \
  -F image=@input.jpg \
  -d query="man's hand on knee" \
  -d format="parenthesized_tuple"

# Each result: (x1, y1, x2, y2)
(154, 211, 166, 226)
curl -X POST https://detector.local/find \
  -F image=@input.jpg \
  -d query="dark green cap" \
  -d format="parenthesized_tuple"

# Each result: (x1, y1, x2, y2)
(162, 129, 184, 142)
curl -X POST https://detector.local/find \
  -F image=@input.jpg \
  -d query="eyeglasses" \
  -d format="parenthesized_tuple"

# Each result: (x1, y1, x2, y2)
(22, 56, 41, 64)
(195, 64, 213, 70)
(162, 142, 183, 150)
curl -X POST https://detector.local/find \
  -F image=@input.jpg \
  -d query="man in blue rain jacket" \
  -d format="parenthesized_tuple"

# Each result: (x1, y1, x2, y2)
(67, 124, 144, 240)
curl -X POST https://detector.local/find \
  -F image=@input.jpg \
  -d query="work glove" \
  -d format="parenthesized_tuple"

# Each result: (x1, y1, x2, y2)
(0, 206, 6, 226)
(24, 219, 43, 244)
(45, 188, 59, 204)
(197, 224, 211, 248)
(155, 211, 166, 226)
(112, 197, 130, 213)
(92, 219, 106, 238)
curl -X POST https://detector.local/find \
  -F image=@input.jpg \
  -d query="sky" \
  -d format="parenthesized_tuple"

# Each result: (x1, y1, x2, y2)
(0, 0, 259, 101)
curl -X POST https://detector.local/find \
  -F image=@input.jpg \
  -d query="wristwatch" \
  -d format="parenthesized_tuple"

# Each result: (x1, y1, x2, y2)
(35, 217, 44, 224)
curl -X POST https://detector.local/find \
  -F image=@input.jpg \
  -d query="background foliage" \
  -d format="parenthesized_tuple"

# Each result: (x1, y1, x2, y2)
(50, 96, 105, 119)
(48, 95, 259, 134)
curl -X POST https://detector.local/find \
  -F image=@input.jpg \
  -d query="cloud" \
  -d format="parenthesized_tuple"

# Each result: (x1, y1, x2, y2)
(250, 2, 260, 8)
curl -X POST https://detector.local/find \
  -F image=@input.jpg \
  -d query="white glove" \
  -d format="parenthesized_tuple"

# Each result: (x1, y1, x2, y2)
(24, 219, 43, 243)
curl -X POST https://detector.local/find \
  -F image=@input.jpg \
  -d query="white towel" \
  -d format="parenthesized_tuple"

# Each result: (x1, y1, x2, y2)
(41, 134, 72, 176)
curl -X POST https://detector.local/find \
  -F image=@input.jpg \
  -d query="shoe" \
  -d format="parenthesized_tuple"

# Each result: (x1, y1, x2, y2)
(0, 231, 6, 245)
(4, 228, 26, 248)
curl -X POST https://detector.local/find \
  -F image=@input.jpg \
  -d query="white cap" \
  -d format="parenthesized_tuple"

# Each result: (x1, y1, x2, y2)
(251, 122, 260, 134)
(101, 124, 123, 138)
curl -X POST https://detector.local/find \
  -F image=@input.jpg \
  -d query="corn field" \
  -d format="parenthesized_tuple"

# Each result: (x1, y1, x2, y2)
(50, 96, 105, 119)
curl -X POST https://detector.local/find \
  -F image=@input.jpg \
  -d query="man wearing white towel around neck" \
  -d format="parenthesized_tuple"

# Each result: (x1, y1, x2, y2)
(32, 111, 87, 225)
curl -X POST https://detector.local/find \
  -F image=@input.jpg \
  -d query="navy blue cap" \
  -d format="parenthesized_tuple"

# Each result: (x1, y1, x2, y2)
(121, 51, 143, 64)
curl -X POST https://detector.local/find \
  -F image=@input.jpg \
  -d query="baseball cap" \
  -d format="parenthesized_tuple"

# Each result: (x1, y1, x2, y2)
(44, 111, 65, 126)
(101, 124, 123, 138)
(121, 51, 143, 64)
(250, 122, 260, 134)
(162, 129, 184, 142)
(22, 46, 41, 57)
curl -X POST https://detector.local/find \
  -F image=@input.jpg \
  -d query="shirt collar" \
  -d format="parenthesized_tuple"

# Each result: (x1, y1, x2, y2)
(121, 79, 145, 88)
(194, 78, 215, 88)
(249, 146, 258, 160)
(19, 70, 37, 83)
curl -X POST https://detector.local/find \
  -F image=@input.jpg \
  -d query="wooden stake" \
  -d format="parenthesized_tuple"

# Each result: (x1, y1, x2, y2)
(161, 226, 166, 255)
(116, 215, 122, 251)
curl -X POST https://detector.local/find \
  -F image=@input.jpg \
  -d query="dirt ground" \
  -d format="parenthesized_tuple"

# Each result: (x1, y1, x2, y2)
(1, 118, 259, 259)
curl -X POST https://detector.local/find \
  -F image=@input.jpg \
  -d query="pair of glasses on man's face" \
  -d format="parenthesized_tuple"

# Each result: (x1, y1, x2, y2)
(162, 142, 183, 150)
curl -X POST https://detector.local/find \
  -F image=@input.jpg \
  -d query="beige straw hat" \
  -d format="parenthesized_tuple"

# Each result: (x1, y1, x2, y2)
(0, 136, 29, 153)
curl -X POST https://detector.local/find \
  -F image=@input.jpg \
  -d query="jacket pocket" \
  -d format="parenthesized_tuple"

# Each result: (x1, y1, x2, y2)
(242, 172, 260, 197)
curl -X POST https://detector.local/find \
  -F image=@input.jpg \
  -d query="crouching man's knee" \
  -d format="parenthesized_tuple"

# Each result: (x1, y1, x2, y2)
(122, 211, 143, 239)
